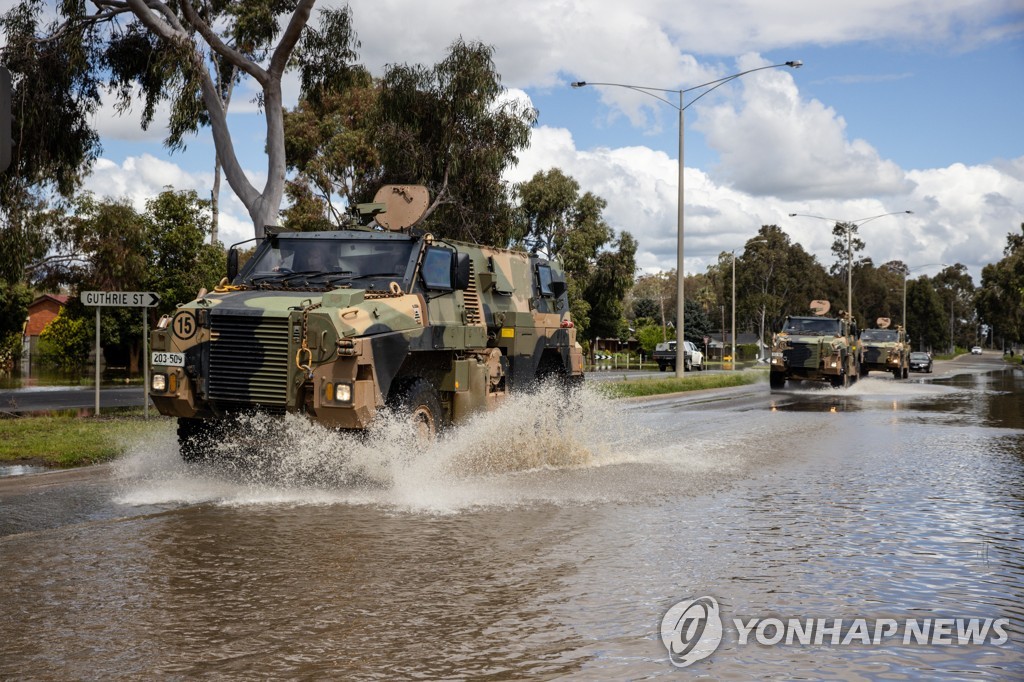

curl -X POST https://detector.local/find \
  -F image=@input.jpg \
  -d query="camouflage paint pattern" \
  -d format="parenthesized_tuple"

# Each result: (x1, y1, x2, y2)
(858, 326, 909, 377)
(769, 309, 859, 388)
(150, 230, 583, 431)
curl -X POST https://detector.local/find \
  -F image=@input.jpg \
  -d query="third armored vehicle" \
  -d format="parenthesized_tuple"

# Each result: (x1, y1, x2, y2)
(858, 318, 909, 379)
(148, 185, 584, 460)
(769, 300, 859, 390)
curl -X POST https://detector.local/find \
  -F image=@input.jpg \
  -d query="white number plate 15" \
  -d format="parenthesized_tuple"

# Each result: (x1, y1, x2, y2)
(152, 351, 185, 367)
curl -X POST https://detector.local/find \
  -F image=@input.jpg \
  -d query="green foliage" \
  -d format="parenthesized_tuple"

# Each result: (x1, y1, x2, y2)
(144, 189, 226, 317)
(635, 323, 665, 356)
(0, 280, 32, 339)
(976, 223, 1024, 346)
(597, 371, 761, 399)
(682, 299, 713, 345)
(0, 331, 22, 371)
(38, 308, 91, 368)
(283, 75, 380, 228)
(585, 232, 638, 340)
(371, 39, 536, 245)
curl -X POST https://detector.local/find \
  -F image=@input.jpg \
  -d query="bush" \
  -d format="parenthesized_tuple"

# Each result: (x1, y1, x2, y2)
(38, 309, 92, 368)
(0, 332, 22, 371)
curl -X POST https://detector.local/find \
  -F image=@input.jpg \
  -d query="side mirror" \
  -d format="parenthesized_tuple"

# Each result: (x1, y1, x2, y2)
(227, 248, 239, 282)
(454, 252, 471, 291)
(550, 279, 567, 297)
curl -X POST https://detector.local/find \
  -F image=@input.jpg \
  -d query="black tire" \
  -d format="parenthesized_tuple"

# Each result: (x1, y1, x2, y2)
(902, 367, 909, 379)
(684, 357, 692, 372)
(892, 369, 901, 379)
(658, 363, 667, 372)
(177, 417, 218, 463)
(769, 373, 786, 389)
(388, 377, 444, 440)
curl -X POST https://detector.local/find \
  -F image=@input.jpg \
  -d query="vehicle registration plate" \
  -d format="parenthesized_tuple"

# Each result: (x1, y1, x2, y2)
(151, 351, 185, 367)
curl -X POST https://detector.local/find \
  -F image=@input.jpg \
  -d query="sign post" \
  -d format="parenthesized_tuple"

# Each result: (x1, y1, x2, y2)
(81, 291, 161, 418)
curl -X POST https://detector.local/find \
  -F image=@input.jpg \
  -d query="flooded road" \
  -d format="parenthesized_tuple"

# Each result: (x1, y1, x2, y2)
(2, 356, 1023, 679)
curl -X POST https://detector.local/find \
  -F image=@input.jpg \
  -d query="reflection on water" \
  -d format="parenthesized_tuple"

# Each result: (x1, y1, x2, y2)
(1, 375, 1023, 678)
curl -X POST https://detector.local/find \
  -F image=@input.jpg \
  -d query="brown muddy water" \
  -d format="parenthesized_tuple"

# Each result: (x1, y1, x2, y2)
(1, 364, 1022, 679)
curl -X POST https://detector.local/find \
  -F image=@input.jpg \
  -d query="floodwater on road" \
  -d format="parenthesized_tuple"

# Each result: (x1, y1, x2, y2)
(1, 362, 1023, 679)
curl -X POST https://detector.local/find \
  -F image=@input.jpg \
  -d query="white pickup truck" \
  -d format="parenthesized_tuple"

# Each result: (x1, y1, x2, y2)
(652, 340, 705, 372)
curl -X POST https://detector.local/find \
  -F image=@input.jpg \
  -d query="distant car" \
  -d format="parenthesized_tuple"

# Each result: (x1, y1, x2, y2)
(971, 346, 983, 355)
(909, 352, 933, 373)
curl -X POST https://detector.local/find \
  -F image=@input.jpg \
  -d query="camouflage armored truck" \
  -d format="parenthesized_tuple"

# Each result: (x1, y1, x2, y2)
(149, 185, 584, 460)
(858, 317, 909, 379)
(769, 300, 859, 390)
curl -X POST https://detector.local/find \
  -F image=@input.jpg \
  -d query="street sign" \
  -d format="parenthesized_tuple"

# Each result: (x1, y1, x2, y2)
(82, 291, 161, 307)
(81, 290, 162, 418)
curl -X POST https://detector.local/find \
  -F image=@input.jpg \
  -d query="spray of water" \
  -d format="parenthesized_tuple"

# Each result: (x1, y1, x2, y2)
(113, 382, 648, 511)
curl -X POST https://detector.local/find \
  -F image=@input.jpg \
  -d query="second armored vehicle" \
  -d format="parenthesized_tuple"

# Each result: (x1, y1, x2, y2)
(858, 318, 909, 379)
(769, 300, 859, 390)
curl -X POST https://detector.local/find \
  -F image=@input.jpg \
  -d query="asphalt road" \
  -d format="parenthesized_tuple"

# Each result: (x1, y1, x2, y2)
(0, 386, 145, 413)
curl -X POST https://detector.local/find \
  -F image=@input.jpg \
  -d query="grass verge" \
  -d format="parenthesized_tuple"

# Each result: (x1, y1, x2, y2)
(595, 370, 764, 399)
(0, 411, 170, 468)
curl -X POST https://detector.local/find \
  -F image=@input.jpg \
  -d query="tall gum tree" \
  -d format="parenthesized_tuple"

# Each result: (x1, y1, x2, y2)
(2, 0, 359, 239)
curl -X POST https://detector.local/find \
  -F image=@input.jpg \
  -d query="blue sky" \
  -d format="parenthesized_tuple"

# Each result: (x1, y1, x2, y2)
(63, 0, 1024, 283)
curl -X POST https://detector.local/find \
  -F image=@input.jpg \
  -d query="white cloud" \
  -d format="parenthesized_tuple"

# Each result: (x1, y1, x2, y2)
(509, 119, 1024, 282)
(692, 56, 915, 199)
(346, 0, 1021, 87)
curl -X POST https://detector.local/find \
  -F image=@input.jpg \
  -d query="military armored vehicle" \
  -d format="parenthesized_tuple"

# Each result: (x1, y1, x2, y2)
(769, 300, 859, 390)
(149, 185, 584, 460)
(858, 317, 909, 379)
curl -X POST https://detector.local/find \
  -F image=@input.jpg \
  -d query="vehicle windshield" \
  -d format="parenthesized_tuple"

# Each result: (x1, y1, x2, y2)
(239, 237, 415, 289)
(910, 353, 930, 360)
(861, 329, 900, 342)
(782, 317, 842, 335)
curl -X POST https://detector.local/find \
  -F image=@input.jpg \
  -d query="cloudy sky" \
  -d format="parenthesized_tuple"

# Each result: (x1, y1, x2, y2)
(69, 0, 1024, 283)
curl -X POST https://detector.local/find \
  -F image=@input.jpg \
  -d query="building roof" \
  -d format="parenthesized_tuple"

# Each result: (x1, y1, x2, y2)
(29, 293, 69, 307)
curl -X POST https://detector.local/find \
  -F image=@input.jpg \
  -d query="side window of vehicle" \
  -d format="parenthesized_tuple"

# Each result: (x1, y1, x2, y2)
(421, 247, 454, 290)
(536, 264, 554, 296)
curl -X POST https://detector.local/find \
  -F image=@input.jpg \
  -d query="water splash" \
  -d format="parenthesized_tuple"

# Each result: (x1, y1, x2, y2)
(112, 383, 644, 512)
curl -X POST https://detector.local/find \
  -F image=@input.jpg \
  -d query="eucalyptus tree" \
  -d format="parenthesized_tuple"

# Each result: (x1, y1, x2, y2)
(371, 39, 536, 245)
(0, 0, 361, 238)
(974, 224, 1024, 348)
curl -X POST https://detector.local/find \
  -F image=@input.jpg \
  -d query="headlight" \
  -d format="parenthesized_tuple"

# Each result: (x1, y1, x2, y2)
(151, 373, 167, 391)
(830, 361, 838, 368)
(324, 381, 353, 404)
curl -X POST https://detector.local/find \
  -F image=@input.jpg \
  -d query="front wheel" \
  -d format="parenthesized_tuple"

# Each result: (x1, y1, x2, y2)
(388, 377, 444, 441)
(769, 373, 786, 390)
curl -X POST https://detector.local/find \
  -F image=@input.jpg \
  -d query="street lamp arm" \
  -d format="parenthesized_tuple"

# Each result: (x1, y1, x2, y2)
(570, 61, 802, 112)
(570, 81, 679, 109)
(681, 61, 801, 111)
(788, 210, 913, 226)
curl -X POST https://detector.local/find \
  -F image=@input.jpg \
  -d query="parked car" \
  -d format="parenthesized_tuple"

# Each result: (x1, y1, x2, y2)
(652, 340, 705, 372)
(909, 352, 933, 373)
(971, 346, 983, 355)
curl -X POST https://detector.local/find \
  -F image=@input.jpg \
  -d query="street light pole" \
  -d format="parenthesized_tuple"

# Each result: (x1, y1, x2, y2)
(788, 211, 913, 326)
(572, 60, 802, 378)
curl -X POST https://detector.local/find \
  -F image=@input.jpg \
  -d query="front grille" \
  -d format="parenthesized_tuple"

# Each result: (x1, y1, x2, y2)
(862, 347, 884, 363)
(208, 313, 291, 408)
(784, 343, 818, 369)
